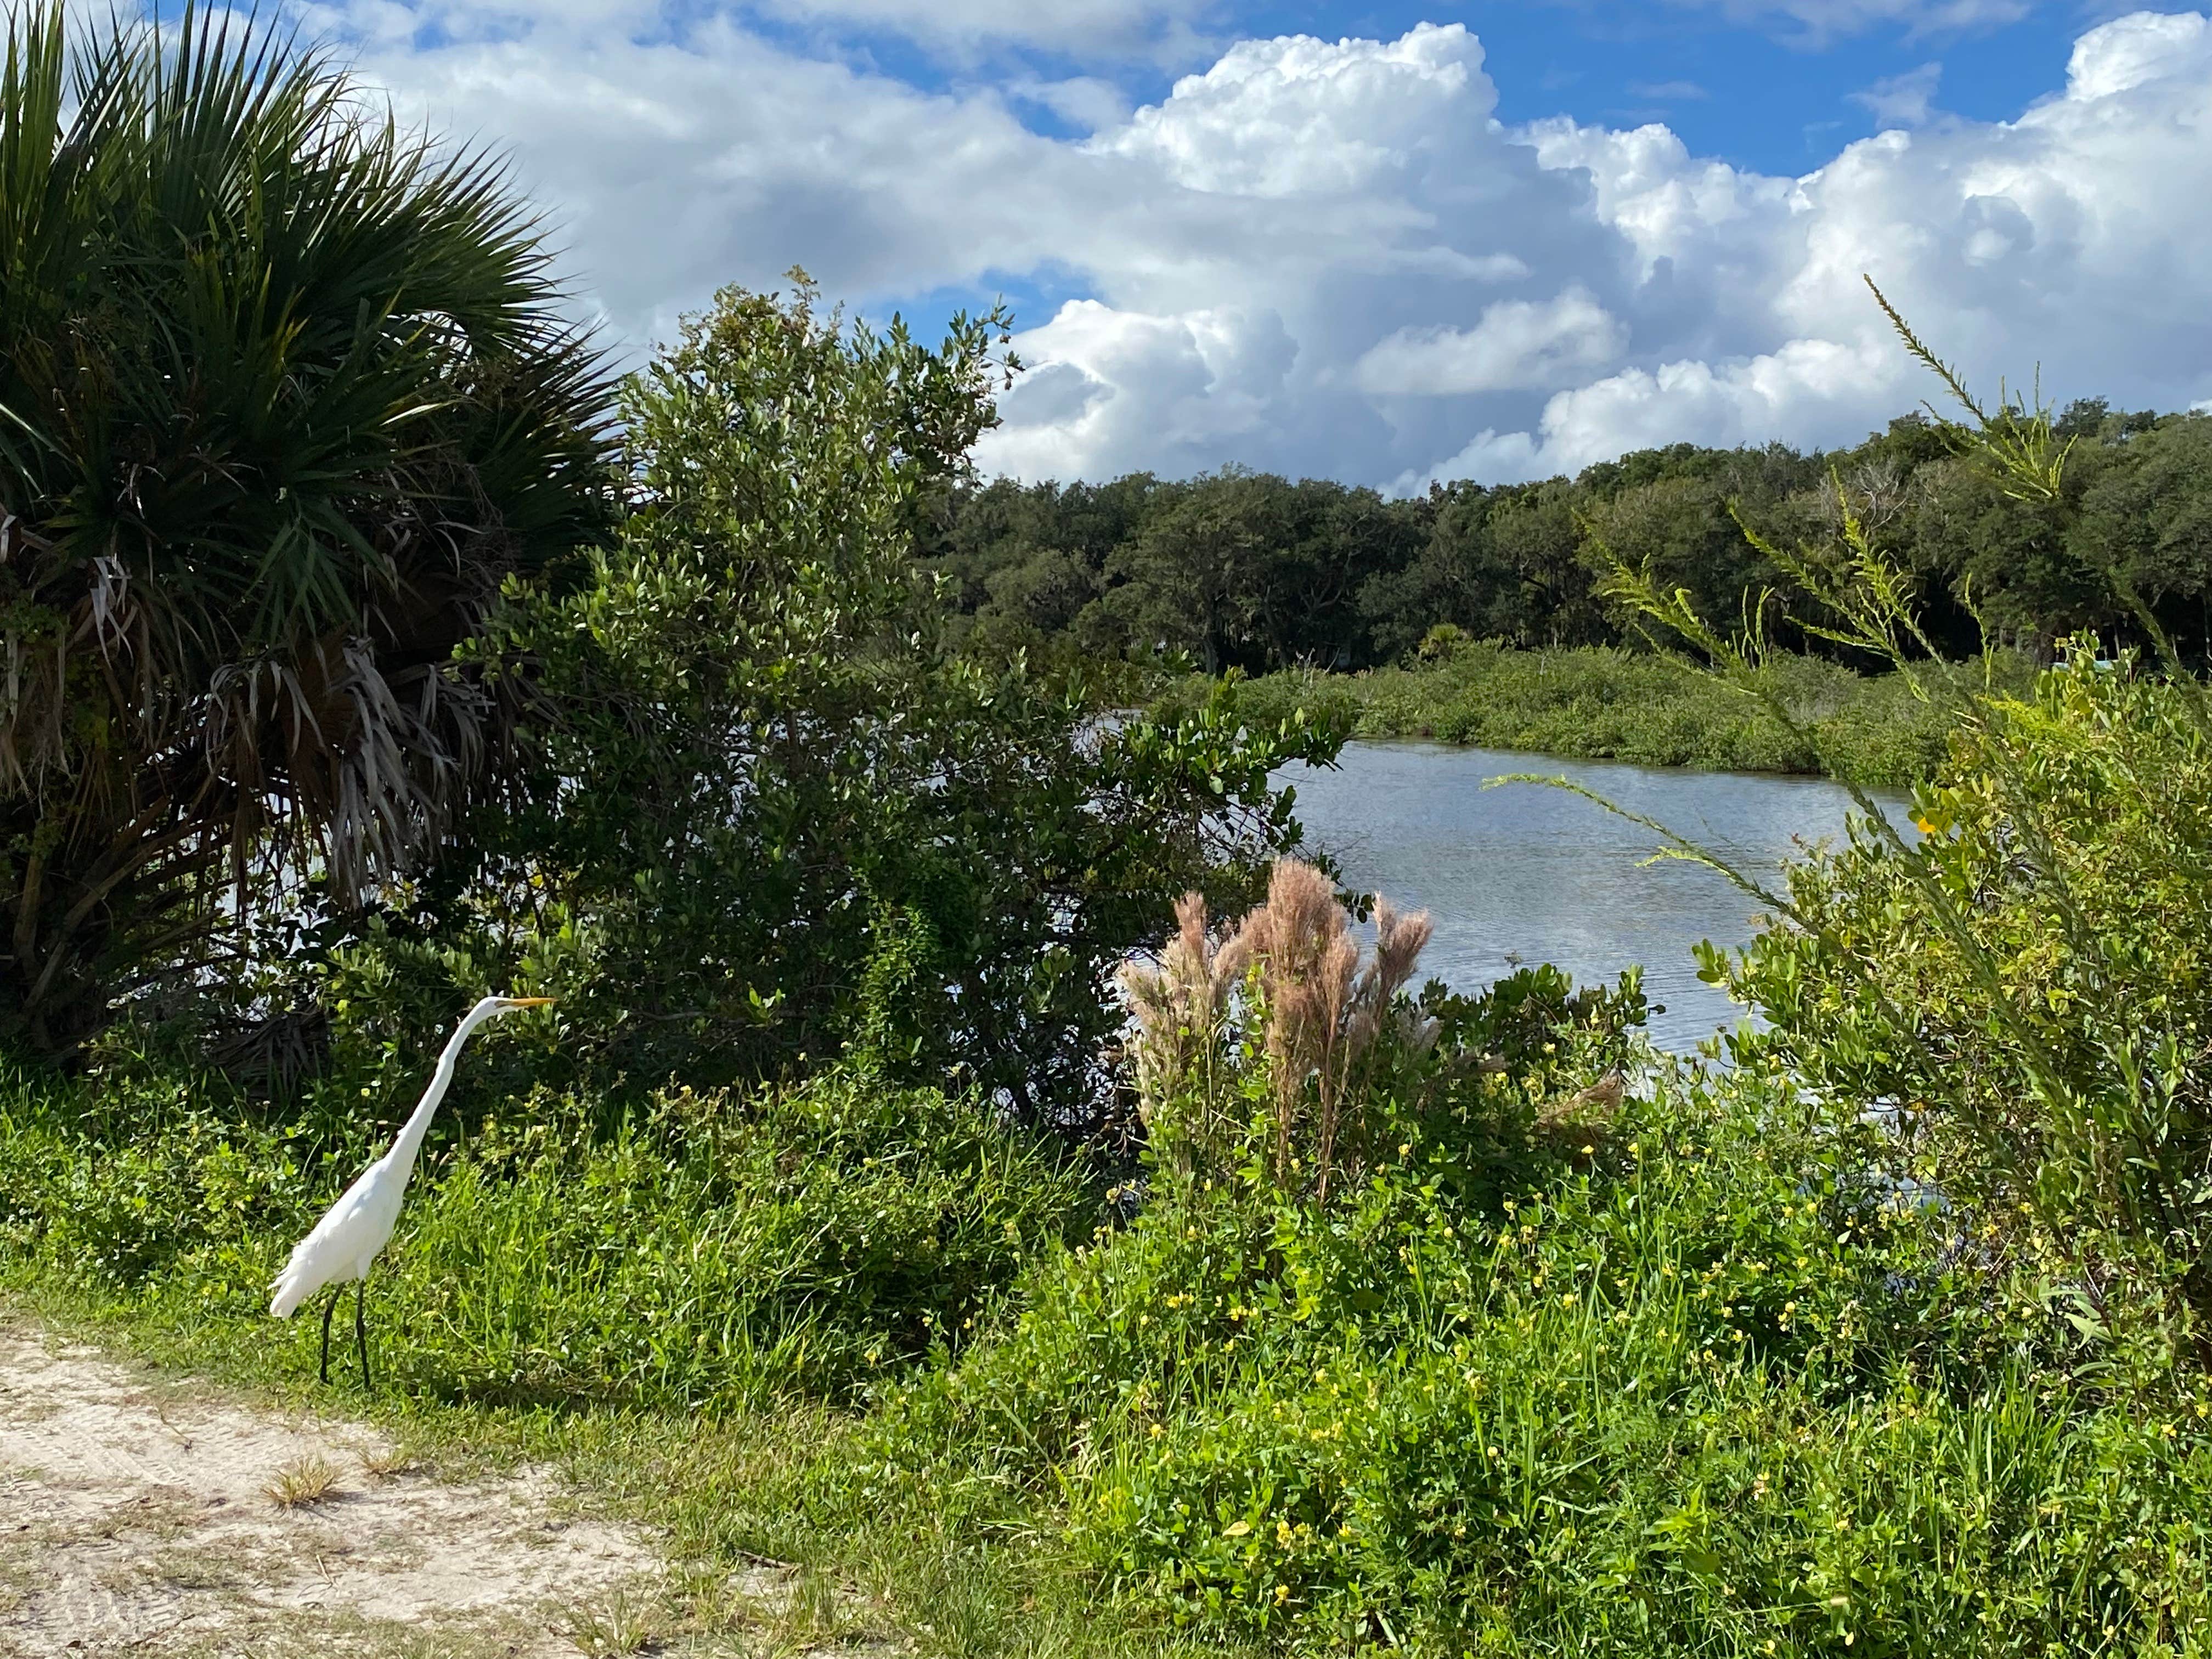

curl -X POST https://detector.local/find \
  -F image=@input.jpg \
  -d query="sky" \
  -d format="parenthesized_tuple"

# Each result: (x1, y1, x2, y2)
(275, 0, 2212, 489)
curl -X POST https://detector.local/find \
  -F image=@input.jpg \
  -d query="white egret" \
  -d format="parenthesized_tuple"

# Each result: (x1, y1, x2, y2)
(270, 994, 556, 1385)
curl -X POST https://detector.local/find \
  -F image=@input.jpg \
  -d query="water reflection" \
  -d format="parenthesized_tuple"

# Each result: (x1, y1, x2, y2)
(1280, 741, 1911, 1051)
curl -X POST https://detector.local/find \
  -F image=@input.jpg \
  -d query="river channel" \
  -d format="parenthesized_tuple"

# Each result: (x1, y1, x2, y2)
(1281, 741, 1911, 1051)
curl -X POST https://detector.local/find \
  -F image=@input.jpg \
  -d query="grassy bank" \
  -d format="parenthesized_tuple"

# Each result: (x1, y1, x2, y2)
(1157, 643, 2023, 787)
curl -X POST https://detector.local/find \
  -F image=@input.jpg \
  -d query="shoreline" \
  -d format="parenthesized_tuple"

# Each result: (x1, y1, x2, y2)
(1146, 643, 2021, 790)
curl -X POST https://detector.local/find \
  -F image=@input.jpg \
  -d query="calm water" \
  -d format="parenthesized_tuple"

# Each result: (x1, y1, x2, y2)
(1281, 742, 1909, 1051)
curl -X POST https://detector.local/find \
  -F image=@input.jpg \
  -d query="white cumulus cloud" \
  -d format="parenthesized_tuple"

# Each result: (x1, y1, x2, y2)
(983, 300, 1297, 480)
(1356, 291, 1629, 397)
(303, 2, 2212, 488)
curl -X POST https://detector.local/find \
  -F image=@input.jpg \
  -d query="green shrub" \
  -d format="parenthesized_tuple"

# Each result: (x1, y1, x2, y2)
(857, 1055, 2212, 1655)
(1717, 653, 2212, 1349)
(408, 283, 1340, 1132)
(1587, 303, 2212, 1362)
(1430, 961, 1649, 1077)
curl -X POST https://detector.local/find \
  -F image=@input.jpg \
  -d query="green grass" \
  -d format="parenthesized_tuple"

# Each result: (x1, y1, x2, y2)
(9, 1029, 2212, 1657)
(1156, 644, 2026, 787)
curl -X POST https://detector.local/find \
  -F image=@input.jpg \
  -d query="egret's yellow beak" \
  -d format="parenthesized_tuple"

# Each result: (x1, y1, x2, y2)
(508, 996, 558, 1008)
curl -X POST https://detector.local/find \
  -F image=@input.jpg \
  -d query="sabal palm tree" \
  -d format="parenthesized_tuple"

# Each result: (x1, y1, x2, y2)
(1, 3, 614, 1053)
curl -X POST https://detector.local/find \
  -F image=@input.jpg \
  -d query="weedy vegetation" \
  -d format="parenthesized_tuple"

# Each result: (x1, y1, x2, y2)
(263, 1453, 346, 1510)
(554, 1585, 672, 1659)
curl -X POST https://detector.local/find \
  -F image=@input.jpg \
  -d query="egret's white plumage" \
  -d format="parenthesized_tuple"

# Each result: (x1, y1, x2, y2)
(270, 996, 554, 1345)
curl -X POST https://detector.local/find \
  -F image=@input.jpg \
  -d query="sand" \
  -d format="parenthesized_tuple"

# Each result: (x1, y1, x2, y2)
(0, 1321, 668, 1657)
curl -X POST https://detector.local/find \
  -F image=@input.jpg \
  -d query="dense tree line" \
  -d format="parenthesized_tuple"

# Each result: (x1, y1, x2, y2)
(930, 400, 2212, 672)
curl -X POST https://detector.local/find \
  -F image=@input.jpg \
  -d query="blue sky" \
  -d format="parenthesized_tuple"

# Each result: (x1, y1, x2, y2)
(795, 0, 2079, 171)
(304, 0, 2212, 486)
(1259, 3, 2067, 164)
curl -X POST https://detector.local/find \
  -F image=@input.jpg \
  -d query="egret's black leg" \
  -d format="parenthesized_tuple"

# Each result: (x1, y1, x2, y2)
(355, 1276, 372, 1390)
(318, 1288, 339, 1385)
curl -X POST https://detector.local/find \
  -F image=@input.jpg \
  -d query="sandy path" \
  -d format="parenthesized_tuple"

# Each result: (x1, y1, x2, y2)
(0, 1322, 667, 1657)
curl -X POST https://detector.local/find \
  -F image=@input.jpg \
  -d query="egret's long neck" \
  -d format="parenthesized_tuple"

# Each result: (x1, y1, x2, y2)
(386, 1009, 490, 1171)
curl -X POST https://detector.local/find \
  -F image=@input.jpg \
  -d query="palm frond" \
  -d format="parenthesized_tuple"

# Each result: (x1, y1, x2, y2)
(1, 0, 617, 1052)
